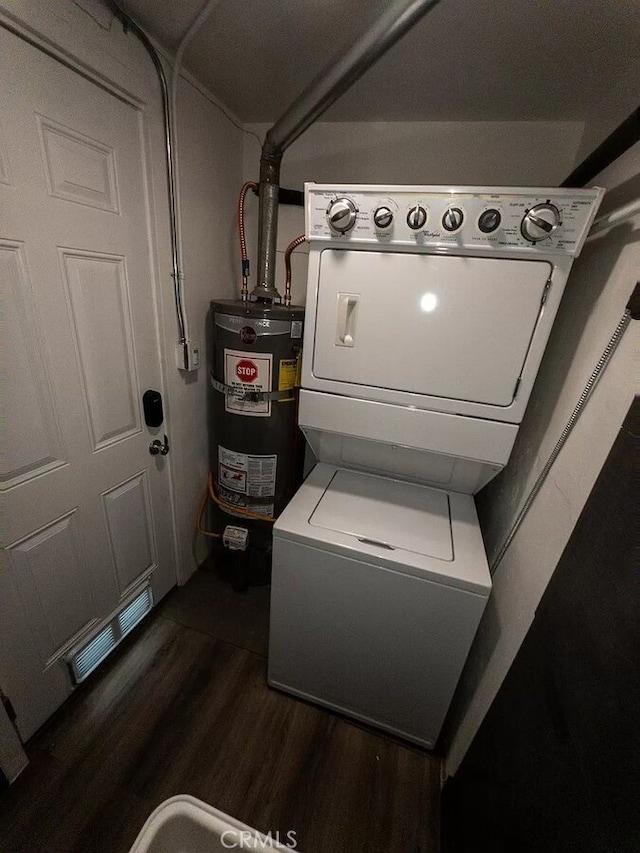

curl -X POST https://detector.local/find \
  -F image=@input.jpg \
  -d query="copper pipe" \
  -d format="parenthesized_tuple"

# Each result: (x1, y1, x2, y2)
(196, 487, 220, 539)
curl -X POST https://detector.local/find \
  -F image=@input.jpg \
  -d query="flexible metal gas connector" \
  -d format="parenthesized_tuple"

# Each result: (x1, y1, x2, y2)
(284, 234, 306, 306)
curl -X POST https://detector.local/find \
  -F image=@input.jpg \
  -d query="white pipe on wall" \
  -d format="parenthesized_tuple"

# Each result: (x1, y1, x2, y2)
(587, 197, 640, 239)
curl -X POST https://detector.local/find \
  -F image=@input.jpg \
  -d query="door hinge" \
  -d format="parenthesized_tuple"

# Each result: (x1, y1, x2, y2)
(541, 278, 552, 306)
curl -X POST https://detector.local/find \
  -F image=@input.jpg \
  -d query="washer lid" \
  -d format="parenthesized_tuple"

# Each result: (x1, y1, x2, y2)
(309, 469, 453, 561)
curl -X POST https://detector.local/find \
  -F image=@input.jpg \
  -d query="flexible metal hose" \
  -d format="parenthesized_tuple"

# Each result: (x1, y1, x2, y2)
(490, 306, 633, 572)
(238, 181, 258, 301)
(284, 234, 306, 306)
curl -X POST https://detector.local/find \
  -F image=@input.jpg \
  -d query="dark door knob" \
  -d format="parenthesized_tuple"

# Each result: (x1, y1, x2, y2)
(149, 434, 170, 456)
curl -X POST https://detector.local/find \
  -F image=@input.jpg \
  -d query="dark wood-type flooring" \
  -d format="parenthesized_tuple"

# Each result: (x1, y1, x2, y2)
(0, 562, 440, 852)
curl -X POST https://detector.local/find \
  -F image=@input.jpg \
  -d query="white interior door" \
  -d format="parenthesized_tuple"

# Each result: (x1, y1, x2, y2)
(312, 250, 551, 406)
(0, 29, 176, 740)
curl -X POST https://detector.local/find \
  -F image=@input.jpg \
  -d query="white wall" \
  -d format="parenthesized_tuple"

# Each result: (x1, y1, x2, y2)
(444, 142, 640, 776)
(242, 120, 584, 304)
(170, 76, 243, 578)
(573, 61, 640, 165)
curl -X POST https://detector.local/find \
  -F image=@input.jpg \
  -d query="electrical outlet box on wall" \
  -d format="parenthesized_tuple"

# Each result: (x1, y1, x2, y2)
(176, 341, 200, 372)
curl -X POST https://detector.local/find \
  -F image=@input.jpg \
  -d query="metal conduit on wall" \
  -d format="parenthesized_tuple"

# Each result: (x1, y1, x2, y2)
(107, 1, 190, 364)
(167, 0, 224, 338)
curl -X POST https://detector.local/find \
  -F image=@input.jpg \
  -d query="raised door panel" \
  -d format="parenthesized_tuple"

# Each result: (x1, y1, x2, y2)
(0, 559, 72, 741)
(102, 471, 156, 594)
(7, 511, 96, 662)
(36, 114, 120, 213)
(0, 240, 65, 487)
(61, 249, 141, 449)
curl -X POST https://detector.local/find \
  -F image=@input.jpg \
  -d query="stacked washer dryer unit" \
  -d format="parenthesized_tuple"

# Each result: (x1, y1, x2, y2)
(268, 183, 603, 749)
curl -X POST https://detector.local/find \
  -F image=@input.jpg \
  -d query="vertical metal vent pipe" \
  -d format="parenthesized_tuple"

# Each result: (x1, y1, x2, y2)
(253, 0, 445, 301)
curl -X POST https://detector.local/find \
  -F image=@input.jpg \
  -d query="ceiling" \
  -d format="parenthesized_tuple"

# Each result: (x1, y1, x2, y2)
(118, 0, 640, 125)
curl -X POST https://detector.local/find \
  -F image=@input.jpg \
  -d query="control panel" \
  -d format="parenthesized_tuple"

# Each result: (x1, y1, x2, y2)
(306, 184, 604, 256)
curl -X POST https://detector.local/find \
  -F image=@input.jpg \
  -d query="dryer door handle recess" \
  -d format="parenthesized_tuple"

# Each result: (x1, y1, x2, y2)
(336, 293, 359, 347)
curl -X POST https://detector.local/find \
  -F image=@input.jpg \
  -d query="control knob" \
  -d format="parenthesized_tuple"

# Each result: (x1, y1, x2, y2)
(478, 208, 501, 233)
(327, 197, 357, 233)
(442, 206, 464, 232)
(521, 203, 560, 242)
(373, 206, 394, 229)
(407, 205, 427, 230)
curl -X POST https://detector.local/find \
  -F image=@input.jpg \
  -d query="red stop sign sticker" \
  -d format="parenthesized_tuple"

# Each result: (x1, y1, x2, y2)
(236, 358, 258, 382)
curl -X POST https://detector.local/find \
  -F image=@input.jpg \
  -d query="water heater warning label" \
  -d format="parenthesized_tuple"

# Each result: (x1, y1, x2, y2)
(218, 446, 277, 518)
(224, 349, 272, 416)
(277, 355, 301, 402)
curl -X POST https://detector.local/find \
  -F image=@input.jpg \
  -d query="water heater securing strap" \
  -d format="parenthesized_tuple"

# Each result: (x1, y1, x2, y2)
(209, 373, 298, 402)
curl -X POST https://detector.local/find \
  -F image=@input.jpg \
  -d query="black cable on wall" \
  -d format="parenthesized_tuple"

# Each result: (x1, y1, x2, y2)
(562, 108, 640, 188)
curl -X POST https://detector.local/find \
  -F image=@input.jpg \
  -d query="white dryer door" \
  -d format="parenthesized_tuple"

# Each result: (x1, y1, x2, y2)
(312, 250, 551, 407)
